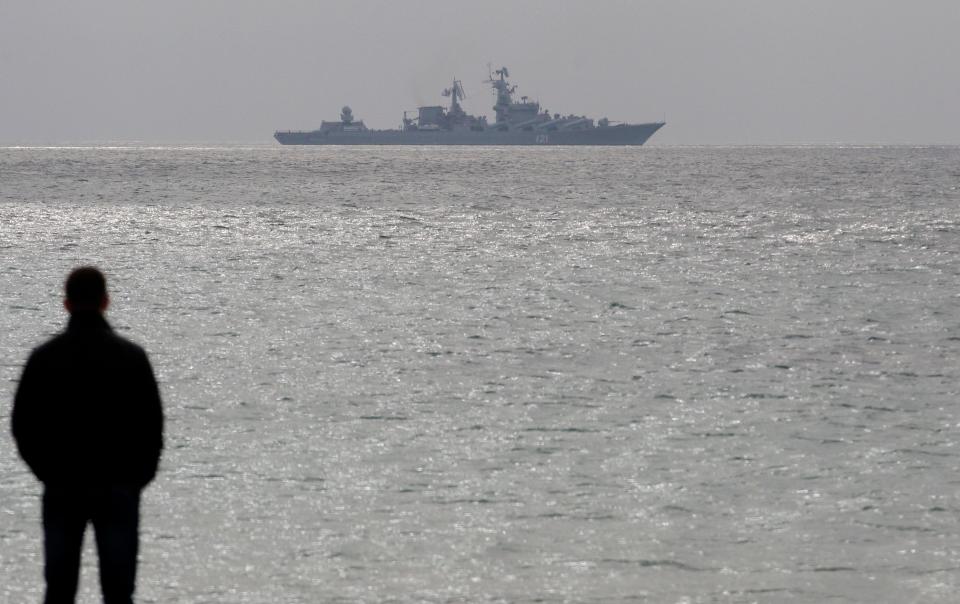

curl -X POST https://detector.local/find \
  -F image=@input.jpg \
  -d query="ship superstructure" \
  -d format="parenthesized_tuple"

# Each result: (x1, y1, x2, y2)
(274, 66, 664, 146)
(402, 78, 488, 132)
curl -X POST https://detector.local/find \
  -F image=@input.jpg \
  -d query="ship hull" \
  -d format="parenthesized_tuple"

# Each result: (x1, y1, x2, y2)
(274, 122, 665, 146)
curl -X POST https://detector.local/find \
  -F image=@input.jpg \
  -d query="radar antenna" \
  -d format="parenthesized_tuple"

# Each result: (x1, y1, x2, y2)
(442, 80, 466, 102)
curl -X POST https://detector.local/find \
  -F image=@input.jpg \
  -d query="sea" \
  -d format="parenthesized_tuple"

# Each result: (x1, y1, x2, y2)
(1, 144, 958, 603)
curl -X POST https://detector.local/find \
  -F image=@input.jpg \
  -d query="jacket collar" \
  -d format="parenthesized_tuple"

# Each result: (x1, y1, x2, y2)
(67, 311, 112, 331)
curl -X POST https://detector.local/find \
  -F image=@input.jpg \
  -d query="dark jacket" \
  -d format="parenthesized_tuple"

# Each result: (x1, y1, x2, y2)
(12, 312, 164, 487)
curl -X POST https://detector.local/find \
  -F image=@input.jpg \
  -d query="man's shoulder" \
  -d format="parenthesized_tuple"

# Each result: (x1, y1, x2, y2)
(103, 329, 151, 359)
(27, 331, 69, 359)
(105, 328, 145, 347)
(29, 326, 149, 362)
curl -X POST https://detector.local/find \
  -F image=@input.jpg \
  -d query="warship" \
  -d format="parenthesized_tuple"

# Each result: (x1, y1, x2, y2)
(274, 67, 664, 146)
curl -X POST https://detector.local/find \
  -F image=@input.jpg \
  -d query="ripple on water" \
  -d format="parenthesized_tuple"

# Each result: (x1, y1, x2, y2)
(1, 146, 959, 602)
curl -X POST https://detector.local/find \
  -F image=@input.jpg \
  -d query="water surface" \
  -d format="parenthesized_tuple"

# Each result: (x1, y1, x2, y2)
(1, 145, 959, 602)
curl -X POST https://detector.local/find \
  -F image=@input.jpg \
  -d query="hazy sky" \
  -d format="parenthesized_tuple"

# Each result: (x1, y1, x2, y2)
(1, 0, 958, 145)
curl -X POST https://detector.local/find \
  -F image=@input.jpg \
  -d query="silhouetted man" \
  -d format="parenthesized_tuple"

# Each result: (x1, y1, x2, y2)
(12, 267, 164, 604)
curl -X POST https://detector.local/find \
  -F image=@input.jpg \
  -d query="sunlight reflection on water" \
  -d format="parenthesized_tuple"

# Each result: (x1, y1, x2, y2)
(1, 145, 959, 603)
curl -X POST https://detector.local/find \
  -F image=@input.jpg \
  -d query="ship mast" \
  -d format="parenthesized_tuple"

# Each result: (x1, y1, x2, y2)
(486, 66, 516, 124)
(442, 79, 466, 116)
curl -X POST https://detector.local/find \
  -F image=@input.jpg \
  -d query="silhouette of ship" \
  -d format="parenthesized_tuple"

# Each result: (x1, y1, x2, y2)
(274, 66, 664, 146)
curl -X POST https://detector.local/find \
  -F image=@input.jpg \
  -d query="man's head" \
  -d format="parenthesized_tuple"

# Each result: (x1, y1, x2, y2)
(64, 266, 109, 314)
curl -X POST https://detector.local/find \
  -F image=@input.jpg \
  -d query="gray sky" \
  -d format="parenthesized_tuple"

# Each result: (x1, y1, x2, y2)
(1, 0, 958, 145)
